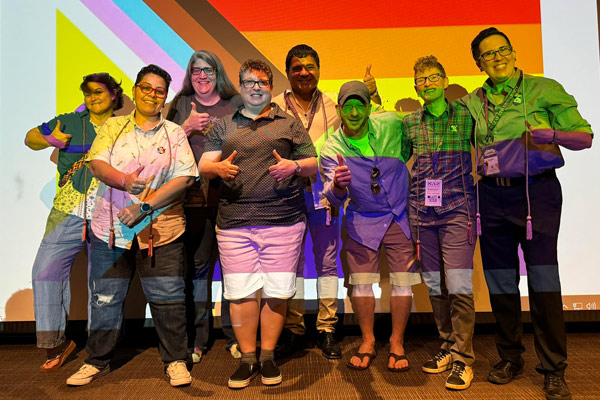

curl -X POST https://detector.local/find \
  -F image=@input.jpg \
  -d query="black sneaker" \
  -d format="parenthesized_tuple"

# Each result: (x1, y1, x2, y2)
(543, 373, 571, 400)
(445, 361, 473, 390)
(260, 359, 282, 386)
(488, 359, 524, 384)
(228, 361, 259, 389)
(316, 331, 342, 360)
(422, 349, 452, 373)
(275, 329, 304, 359)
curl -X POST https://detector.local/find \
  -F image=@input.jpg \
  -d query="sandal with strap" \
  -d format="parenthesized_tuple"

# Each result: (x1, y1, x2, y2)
(387, 352, 410, 373)
(40, 340, 76, 372)
(347, 351, 377, 371)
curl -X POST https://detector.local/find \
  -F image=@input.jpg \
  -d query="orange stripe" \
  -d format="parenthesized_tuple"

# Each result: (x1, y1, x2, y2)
(243, 24, 543, 79)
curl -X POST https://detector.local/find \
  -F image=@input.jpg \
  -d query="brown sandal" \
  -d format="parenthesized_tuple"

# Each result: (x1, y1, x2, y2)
(40, 340, 76, 372)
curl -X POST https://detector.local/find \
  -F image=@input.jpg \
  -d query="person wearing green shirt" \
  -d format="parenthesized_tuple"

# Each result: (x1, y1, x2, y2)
(460, 27, 592, 400)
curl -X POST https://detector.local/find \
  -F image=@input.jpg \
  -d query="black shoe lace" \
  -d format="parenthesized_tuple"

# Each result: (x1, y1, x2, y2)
(451, 362, 465, 375)
(433, 350, 450, 363)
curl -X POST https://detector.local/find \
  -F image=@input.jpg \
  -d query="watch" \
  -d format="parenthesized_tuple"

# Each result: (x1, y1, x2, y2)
(140, 202, 153, 215)
(294, 160, 302, 175)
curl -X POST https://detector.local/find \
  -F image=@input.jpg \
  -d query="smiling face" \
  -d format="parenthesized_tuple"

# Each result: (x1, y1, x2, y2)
(191, 58, 217, 97)
(477, 34, 517, 86)
(414, 67, 448, 105)
(132, 73, 167, 118)
(287, 56, 320, 98)
(83, 82, 116, 116)
(239, 69, 272, 110)
(337, 98, 371, 137)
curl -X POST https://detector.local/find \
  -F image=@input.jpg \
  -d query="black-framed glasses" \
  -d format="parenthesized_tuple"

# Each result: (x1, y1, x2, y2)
(136, 83, 168, 99)
(371, 167, 381, 194)
(192, 67, 215, 76)
(241, 80, 271, 89)
(479, 46, 513, 61)
(414, 73, 444, 86)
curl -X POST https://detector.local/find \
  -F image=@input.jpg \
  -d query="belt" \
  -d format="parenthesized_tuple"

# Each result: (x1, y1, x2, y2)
(481, 169, 556, 187)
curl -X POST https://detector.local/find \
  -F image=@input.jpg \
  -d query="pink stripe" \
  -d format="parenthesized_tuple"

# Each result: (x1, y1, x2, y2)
(81, 0, 184, 93)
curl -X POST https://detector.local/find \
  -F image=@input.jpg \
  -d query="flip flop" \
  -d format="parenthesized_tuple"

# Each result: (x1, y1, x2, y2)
(347, 351, 377, 371)
(40, 340, 76, 372)
(387, 353, 410, 373)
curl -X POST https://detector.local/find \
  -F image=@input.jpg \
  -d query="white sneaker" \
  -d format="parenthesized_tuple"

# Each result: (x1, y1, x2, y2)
(229, 343, 242, 359)
(66, 363, 107, 386)
(166, 360, 192, 387)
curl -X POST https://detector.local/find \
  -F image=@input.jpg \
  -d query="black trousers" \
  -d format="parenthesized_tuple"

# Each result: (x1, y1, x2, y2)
(479, 172, 567, 375)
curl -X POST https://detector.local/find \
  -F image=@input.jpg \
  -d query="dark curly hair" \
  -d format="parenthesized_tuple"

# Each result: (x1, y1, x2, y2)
(80, 72, 124, 111)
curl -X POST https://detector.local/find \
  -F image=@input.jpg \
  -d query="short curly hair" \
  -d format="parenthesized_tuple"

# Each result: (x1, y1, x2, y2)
(239, 59, 273, 84)
(413, 55, 446, 77)
(80, 73, 124, 111)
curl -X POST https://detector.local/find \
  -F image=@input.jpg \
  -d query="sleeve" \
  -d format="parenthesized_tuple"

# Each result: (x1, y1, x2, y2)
(541, 80, 593, 134)
(165, 94, 181, 123)
(291, 119, 317, 159)
(87, 118, 118, 164)
(320, 142, 348, 208)
(203, 118, 226, 153)
(171, 125, 199, 178)
(37, 113, 72, 135)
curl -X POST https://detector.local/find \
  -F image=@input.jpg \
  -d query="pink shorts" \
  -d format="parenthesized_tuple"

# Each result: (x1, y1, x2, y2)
(216, 222, 306, 300)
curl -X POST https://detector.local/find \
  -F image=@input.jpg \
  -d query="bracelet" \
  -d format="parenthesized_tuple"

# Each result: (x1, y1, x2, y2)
(121, 174, 126, 189)
(370, 89, 379, 97)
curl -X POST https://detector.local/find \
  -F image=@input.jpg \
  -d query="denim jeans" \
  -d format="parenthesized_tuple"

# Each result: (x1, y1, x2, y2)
(32, 207, 90, 349)
(183, 206, 236, 352)
(85, 232, 187, 369)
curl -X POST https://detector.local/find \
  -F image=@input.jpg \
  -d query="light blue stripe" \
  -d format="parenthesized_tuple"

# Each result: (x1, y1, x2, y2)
(446, 269, 473, 295)
(528, 264, 561, 293)
(422, 271, 441, 296)
(112, 0, 193, 69)
(484, 269, 519, 295)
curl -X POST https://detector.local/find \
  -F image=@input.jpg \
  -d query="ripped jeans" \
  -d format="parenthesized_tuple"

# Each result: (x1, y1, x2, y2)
(85, 232, 187, 369)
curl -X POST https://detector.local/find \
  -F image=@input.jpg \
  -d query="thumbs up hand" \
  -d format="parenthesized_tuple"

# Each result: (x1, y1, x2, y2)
(124, 165, 148, 194)
(333, 153, 351, 189)
(526, 113, 555, 144)
(268, 149, 297, 182)
(47, 120, 72, 149)
(363, 64, 378, 97)
(183, 102, 211, 136)
(218, 150, 239, 181)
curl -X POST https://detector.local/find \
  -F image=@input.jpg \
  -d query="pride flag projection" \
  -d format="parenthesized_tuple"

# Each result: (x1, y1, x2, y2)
(1, 0, 598, 321)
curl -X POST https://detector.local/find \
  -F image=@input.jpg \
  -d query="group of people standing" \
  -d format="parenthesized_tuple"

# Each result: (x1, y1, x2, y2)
(26, 27, 591, 400)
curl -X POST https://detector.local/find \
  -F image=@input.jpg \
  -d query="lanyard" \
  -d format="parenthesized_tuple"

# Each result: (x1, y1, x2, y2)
(420, 102, 454, 171)
(483, 70, 524, 143)
(284, 90, 321, 132)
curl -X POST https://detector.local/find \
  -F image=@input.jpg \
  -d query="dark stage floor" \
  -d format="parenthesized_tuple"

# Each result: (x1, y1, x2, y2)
(1, 333, 599, 399)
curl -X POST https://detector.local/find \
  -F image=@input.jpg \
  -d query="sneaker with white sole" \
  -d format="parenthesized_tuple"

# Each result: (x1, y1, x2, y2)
(228, 361, 260, 389)
(228, 343, 242, 359)
(445, 361, 473, 390)
(191, 347, 203, 364)
(66, 363, 108, 386)
(422, 349, 452, 374)
(260, 359, 282, 386)
(166, 360, 192, 387)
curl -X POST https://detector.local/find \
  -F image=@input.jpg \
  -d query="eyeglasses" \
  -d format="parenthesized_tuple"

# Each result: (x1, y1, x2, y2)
(192, 67, 215, 76)
(414, 73, 444, 86)
(341, 102, 368, 114)
(371, 167, 381, 194)
(479, 46, 513, 61)
(241, 80, 271, 89)
(136, 83, 168, 99)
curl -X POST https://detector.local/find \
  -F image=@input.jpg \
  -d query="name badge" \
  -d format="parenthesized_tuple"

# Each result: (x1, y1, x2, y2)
(425, 179, 442, 207)
(483, 147, 500, 176)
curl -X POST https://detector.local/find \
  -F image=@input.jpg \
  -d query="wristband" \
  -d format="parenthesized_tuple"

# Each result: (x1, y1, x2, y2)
(43, 133, 68, 149)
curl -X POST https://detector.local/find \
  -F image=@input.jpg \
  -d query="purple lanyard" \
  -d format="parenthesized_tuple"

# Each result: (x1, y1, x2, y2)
(284, 90, 321, 132)
(420, 103, 453, 172)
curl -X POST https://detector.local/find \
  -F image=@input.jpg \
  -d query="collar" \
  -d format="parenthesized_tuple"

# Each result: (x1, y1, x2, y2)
(285, 88, 321, 111)
(234, 102, 287, 121)
(128, 110, 165, 133)
(482, 67, 521, 94)
(423, 99, 450, 119)
(340, 119, 375, 149)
